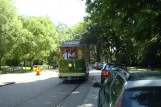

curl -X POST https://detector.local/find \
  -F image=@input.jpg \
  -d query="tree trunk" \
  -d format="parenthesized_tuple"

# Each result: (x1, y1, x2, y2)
(30, 60, 33, 70)
(108, 47, 112, 62)
(115, 36, 121, 63)
(96, 43, 101, 62)
(88, 45, 91, 64)
(0, 57, 1, 70)
(24, 60, 26, 71)
(115, 50, 120, 63)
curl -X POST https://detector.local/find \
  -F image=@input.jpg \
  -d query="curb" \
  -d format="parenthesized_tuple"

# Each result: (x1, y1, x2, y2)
(0, 82, 16, 87)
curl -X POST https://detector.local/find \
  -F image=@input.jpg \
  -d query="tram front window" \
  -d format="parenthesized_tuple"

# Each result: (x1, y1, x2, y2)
(62, 47, 84, 59)
(62, 48, 84, 59)
(63, 49, 72, 59)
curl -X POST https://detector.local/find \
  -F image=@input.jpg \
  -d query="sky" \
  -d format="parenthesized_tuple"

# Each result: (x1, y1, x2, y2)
(14, 0, 87, 26)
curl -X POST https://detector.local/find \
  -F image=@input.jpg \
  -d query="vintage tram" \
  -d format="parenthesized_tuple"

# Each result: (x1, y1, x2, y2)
(58, 40, 89, 80)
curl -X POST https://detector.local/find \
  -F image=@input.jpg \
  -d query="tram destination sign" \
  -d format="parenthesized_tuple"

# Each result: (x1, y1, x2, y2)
(63, 40, 80, 45)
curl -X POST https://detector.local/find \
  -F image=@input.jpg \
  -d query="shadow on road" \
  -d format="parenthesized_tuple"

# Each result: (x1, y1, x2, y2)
(0, 73, 98, 107)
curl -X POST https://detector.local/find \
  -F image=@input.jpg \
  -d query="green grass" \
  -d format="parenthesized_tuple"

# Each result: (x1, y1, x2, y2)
(0, 65, 54, 74)
(0, 66, 32, 74)
(22, 67, 31, 70)
(0, 69, 32, 74)
(154, 68, 161, 71)
(128, 66, 161, 72)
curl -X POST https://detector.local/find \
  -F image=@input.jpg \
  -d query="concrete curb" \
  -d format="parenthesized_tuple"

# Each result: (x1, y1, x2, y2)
(0, 82, 15, 87)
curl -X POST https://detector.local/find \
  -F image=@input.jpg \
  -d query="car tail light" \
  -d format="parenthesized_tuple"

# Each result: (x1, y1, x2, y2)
(102, 70, 110, 76)
(115, 101, 121, 107)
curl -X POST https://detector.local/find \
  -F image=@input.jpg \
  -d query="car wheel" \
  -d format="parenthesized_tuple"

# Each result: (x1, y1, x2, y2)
(101, 79, 104, 84)
(103, 94, 110, 107)
(101, 80, 103, 84)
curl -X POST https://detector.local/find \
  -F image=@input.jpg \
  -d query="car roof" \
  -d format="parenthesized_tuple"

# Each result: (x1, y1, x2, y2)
(124, 71, 161, 89)
(128, 71, 161, 81)
(125, 80, 161, 89)
(106, 62, 126, 66)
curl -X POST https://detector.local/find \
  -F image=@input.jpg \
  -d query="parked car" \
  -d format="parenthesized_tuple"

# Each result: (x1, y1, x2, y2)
(93, 71, 161, 107)
(97, 62, 104, 70)
(92, 62, 98, 69)
(101, 63, 127, 83)
(93, 62, 104, 70)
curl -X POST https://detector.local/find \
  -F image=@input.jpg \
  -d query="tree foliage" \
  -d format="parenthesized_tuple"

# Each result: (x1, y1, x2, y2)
(0, 0, 23, 68)
(0, 0, 68, 69)
(83, 0, 161, 67)
(1, 0, 160, 69)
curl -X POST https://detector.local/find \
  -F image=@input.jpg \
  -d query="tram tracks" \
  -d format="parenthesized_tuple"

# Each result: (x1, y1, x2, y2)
(12, 81, 83, 107)
(12, 81, 63, 107)
(54, 82, 81, 107)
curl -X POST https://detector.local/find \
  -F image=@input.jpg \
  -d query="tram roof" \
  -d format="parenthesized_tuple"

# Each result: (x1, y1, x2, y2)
(59, 40, 86, 48)
(59, 44, 86, 48)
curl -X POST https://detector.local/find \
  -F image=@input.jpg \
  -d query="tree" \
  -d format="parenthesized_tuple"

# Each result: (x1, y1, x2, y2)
(21, 16, 58, 69)
(0, 0, 23, 69)
(84, 0, 161, 66)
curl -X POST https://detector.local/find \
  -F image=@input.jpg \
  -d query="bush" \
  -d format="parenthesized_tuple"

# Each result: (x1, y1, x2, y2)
(0, 66, 32, 74)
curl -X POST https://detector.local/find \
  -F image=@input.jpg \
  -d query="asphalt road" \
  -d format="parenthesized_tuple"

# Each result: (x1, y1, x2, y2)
(0, 69, 101, 107)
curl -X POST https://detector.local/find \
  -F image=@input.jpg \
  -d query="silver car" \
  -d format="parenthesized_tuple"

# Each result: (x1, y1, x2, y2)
(93, 71, 161, 107)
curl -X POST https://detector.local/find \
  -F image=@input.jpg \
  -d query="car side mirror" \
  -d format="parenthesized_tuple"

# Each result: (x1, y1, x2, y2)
(92, 82, 101, 88)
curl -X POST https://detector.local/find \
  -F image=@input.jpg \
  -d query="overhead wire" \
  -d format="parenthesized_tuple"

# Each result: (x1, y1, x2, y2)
(56, 0, 68, 18)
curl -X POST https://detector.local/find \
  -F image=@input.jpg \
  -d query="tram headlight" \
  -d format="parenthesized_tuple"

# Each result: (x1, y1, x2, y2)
(68, 63, 72, 67)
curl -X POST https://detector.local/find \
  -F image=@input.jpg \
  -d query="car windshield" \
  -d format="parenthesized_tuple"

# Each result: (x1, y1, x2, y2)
(122, 87, 161, 107)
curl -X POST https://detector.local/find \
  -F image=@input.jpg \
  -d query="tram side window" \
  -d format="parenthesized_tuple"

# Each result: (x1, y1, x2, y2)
(71, 49, 77, 59)
(78, 48, 83, 59)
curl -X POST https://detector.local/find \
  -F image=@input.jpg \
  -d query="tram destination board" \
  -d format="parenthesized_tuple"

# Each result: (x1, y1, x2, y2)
(63, 40, 80, 45)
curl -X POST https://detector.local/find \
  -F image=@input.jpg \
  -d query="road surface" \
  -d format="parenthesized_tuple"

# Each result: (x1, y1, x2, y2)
(0, 69, 101, 107)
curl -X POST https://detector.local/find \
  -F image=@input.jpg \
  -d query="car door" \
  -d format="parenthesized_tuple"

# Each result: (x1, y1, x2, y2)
(109, 74, 125, 107)
(98, 78, 112, 107)
(99, 73, 116, 107)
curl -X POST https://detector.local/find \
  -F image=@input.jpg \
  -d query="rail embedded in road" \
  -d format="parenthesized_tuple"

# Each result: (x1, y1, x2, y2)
(12, 81, 83, 107)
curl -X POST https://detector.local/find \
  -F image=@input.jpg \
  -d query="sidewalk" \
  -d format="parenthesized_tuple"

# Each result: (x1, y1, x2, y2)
(81, 86, 99, 107)
(81, 70, 101, 107)
(0, 70, 58, 87)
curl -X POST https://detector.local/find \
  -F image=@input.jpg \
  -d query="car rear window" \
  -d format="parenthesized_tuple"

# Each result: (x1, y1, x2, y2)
(118, 66, 127, 71)
(105, 65, 118, 71)
(122, 87, 161, 107)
